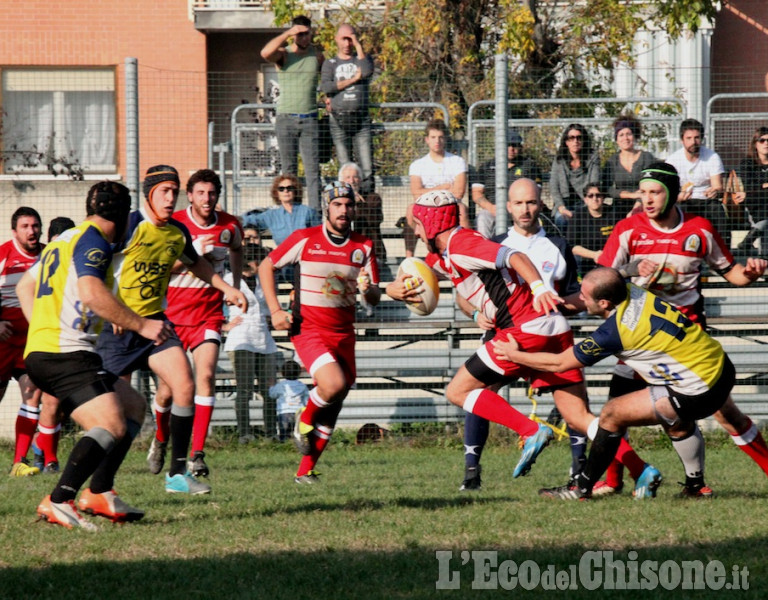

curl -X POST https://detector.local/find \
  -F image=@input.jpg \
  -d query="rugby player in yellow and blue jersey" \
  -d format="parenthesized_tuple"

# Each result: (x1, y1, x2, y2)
(17, 182, 172, 529)
(493, 267, 740, 500)
(95, 165, 247, 496)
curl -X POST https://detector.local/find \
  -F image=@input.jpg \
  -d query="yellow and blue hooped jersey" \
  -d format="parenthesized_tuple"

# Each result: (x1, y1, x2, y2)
(574, 284, 725, 395)
(111, 208, 198, 317)
(24, 221, 114, 356)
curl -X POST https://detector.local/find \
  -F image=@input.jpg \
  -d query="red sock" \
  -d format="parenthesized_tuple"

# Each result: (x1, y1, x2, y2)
(14, 404, 39, 463)
(300, 388, 329, 428)
(615, 438, 646, 480)
(464, 389, 538, 437)
(604, 459, 624, 488)
(36, 423, 60, 464)
(296, 424, 333, 477)
(731, 419, 768, 477)
(153, 400, 171, 443)
(190, 396, 215, 455)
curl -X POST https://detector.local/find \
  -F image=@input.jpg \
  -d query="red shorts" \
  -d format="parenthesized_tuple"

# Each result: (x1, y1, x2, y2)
(173, 317, 224, 352)
(292, 329, 356, 385)
(0, 340, 26, 382)
(466, 327, 583, 390)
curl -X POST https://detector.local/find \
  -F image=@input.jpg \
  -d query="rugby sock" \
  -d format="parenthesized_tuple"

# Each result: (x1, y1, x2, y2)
(604, 459, 624, 489)
(191, 395, 215, 454)
(581, 427, 624, 493)
(300, 387, 329, 428)
(463, 389, 538, 438)
(153, 400, 171, 444)
(463, 413, 490, 469)
(567, 425, 587, 478)
(51, 428, 115, 503)
(36, 423, 61, 464)
(89, 419, 142, 494)
(670, 427, 705, 480)
(169, 404, 194, 476)
(14, 404, 40, 463)
(296, 424, 334, 477)
(730, 419, 768, 476)
(615, 438, 647, 480)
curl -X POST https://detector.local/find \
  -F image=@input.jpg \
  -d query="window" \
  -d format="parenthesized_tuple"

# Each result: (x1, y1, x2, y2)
(1, 68, 116, 176)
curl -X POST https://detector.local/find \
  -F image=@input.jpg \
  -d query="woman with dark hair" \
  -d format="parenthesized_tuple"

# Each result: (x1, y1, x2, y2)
(601, 114, 656, 218)
(242, 174, 321, 246)
(737, 126, 768, 253)
(549, 123, 600, 232)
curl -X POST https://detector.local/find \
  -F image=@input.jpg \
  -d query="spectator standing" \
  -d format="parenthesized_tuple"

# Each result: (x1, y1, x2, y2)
(270, 360, 310, 442)
(549, 124, 601, 234)
(261, 15, 323, 211)
(736, 126, 768, 253)
(404, 119, 469, 257)
(321, 24, 375, 194)
(470, 130, 542, 238)
(665, 119, 727, 244)
(223, 243, 277, 442)
(601, 114, 656, 218)
(567, 182, 617, 276)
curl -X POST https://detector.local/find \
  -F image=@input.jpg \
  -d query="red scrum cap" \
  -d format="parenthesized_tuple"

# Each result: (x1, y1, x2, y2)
(412, 190, 460, 247)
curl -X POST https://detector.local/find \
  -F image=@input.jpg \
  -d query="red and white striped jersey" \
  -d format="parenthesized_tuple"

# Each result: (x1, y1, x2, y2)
(598, 208, 734, 311)
(166, 207, 243, 326)
(268, 225, 378, 333)
(425, 227, 543, 330)
(0, 238, 41, 330)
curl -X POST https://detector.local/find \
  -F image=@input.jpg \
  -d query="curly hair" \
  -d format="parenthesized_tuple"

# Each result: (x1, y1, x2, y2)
(270, 174, 303, 205)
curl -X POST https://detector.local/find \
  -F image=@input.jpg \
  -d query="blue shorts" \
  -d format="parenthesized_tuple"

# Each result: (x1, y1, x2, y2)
(96, 313, 183, 377)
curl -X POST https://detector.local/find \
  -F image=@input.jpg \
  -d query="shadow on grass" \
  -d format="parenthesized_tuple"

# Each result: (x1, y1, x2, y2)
(5, 538, 764, 600)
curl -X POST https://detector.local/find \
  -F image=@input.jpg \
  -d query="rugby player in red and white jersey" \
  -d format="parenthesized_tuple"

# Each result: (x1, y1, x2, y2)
(259, 182, 381, 483)
(152, 169, 243, 479)
(398, 189, 566, 478)
(458, 179, 658, 498)
(1, 207, 45, 476)
(599, 162, 768, 496)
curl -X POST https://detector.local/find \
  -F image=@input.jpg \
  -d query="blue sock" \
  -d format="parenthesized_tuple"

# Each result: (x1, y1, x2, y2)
(567, 424, 587, 478)
(464, 413, 490, 469)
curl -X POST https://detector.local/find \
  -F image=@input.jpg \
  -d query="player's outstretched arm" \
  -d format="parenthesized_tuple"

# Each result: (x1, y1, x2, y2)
(506, 251, 562, 313)
(492, 332, 583, 373)
(723, 257, 768, 286)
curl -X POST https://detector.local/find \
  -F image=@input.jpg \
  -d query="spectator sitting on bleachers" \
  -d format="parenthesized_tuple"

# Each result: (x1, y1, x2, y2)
(339, 162, 387, 267)
(736, 126, 768, 254)
(601, 114, 656, 219)
(549, 123, 600, 234)
(566, 182, 616, 277)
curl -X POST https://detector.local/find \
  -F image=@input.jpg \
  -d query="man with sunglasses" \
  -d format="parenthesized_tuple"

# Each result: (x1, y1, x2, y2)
(258, 183, 380, 483)
(261, 15, 323, 211)
(567, 182, 616, 276)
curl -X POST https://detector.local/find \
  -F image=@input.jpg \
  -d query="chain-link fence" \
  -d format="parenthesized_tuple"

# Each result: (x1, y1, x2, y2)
(1, 61, 768, 442)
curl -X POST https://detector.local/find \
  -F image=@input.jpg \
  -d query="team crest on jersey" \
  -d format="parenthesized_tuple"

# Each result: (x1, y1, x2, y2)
(220, 229, 232, 245)
(84, 248, 108, 269)
(683, 234, 701, 253)
(351, 249, 365, 265)
(578, 338, 603, 357)
(322, 272, 348, 297)
(540, 260, 555, 274)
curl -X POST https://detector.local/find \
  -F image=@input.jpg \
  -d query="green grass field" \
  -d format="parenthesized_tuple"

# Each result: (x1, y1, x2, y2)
(1, 428, 767, 599)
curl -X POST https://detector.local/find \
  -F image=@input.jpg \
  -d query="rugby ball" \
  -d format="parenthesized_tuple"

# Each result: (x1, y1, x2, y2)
(397, 257, 440, 316)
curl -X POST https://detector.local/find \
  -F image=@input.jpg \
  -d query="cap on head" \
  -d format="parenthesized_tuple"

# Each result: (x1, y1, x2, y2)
(639, 162, 680, 218)
(412, 190, 459, 251)
(86, 181, 132, 237)
(321, 182, 356, 215)
(507, 130, 523, 146)
(143, 165, 180, 200)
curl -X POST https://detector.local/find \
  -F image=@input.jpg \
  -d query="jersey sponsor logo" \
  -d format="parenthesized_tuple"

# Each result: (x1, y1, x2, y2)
(621, 286, 645, 330)
(220, 229, 232, 244)
(540, 260, 555, 274)
(578, 337, 603, 357)
(308, 246, 327, 256)
(351, 249, 364, 265)
(84, 248, 108, 269)
(322, 272, 348, 297)
(683, 234, 701, 253)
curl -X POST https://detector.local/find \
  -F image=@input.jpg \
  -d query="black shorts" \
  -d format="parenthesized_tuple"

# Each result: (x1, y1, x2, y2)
(95, 313, 183, 376)
(668, 355, 735, 422)
(25, 350, 117, 416)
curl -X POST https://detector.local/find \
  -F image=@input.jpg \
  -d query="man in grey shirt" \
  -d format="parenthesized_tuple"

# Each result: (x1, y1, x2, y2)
(321, 24, 375, 194)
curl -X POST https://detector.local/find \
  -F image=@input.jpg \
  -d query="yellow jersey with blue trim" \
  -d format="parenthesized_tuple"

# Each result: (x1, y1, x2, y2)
(111, 207, 198, 317)
(24, 221, 114, 356)
(574, 284, 725, 396)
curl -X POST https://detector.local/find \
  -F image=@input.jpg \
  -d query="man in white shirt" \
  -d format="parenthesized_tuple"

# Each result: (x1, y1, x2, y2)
(402, 119, 469, 256)
(666, 118, 728, 243)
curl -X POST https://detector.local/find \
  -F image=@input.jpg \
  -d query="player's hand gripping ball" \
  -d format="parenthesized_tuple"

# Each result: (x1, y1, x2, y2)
(397, 257, 440, 316)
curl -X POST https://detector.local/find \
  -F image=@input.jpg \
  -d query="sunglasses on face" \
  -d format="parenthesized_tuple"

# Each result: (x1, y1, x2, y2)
(278, 186, 296, 192)
(585, 193, 605, 199)
(757, 138, 768, 144)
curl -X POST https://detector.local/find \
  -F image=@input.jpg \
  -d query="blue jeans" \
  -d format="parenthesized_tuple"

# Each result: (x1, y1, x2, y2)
(275, 114, 320, 211)
(329, 111, 373, 193)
